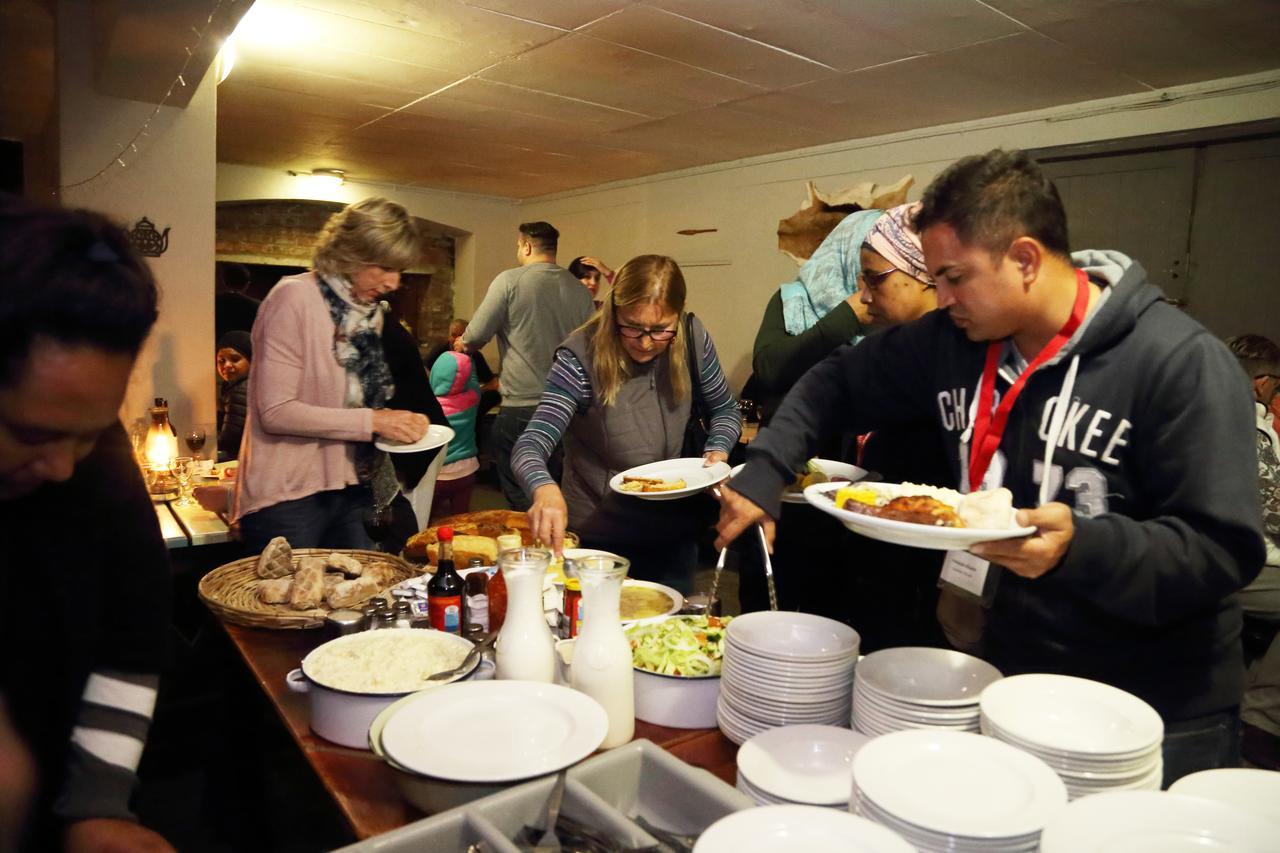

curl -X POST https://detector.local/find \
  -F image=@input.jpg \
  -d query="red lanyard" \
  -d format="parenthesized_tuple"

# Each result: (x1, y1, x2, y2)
(968, 269, 1090, 492)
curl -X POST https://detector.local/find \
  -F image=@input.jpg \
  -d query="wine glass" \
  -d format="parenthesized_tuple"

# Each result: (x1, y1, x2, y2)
(172, 456, 195, 506)
(362, 504, 394, 552)
(184, 427, 207, 458)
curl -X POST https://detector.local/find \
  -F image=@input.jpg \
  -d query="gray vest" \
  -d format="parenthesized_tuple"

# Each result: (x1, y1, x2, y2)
(559, 318, 707, 543)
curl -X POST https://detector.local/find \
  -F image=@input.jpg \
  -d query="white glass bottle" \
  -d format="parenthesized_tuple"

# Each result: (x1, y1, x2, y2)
(494, 547, 557, 682)
(569, 554, 634, 748)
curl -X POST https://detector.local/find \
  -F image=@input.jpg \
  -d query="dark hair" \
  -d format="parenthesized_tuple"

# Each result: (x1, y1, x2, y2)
(913, 149, 1071, 259)
(568, 256, 598, 279)
(1226, 334, 1280, 379)
(0, 194, 158, 386)
(519, 221, 559, 253)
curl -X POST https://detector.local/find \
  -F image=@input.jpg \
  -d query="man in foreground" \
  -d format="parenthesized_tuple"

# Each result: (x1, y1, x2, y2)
(719, 149, 1262, 784)
(456, 221, 592, 509)
(0, 196, 173, 851)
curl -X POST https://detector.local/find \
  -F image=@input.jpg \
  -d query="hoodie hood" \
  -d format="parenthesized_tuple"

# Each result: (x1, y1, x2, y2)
(431, 351, 480, 415)
(1068, 249, 1166, 358)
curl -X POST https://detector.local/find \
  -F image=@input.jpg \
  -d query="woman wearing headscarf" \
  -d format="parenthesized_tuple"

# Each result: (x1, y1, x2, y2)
(513, 255, 740, 593)
(216, 330, 252, 461)
(750, 209, 881, 426)
(233, 198, 430, 551)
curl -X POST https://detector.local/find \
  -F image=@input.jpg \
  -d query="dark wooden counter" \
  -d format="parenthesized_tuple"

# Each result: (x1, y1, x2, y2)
(218, 621, 738, 840)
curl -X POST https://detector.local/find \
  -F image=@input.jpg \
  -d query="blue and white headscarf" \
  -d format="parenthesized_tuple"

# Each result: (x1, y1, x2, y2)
(780, 209, 882, 336)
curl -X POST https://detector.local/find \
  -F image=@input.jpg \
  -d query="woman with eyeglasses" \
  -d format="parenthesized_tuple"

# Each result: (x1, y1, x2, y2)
(857, 201, 937, 326)
(512, 254, 741, 592)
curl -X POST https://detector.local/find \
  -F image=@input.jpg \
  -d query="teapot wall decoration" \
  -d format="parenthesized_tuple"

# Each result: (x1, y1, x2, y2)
(128, 217, 171, 257)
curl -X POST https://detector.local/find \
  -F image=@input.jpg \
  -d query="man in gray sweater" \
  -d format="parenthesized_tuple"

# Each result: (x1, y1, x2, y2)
(457, 221, 593, 509)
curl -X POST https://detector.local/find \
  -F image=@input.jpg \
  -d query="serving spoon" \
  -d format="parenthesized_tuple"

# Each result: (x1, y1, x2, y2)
(427, 633, 496, 682)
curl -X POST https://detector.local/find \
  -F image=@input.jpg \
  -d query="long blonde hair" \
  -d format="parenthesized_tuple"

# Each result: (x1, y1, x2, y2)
(313, 197, 422, 279)
(585, 254, 689, 407)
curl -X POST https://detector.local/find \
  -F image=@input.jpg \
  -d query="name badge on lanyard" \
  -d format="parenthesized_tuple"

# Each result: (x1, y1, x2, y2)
(941, 270, 1091, 602)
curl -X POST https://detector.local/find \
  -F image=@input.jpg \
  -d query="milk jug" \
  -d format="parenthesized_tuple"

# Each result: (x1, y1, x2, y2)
(494, 547, 557, 682)
(569, 554, 634, 748)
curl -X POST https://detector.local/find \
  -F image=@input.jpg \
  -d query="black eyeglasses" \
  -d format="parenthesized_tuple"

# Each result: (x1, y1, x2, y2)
(858, 266, 898, 291)
(616, 324, 677, 342)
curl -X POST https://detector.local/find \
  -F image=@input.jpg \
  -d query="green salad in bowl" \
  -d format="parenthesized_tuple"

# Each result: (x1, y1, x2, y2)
(627, 615, 732, 678)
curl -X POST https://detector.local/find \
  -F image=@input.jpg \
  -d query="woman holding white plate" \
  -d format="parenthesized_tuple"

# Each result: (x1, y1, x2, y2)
(513, 255, 740, 592)
(234, 198, 430, 551)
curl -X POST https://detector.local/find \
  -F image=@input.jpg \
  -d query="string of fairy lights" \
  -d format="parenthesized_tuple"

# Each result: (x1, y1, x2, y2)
(58, 0, 232, 193)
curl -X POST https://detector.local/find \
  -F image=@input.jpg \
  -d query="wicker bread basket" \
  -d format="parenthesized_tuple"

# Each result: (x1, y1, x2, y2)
(199, 548, 422, 630)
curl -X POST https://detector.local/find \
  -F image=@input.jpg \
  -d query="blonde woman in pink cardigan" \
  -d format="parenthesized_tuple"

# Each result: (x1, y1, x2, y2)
(234, 198, 430, 551)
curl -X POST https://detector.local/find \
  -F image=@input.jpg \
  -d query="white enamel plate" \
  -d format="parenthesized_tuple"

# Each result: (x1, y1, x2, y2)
(803, 481, 1035, 550)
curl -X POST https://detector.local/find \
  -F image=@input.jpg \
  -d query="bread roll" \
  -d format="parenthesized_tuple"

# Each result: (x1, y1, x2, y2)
(322, 573, 343, 597)
(289, 557, 326, 610)
(256, 578, 293, 604)
(256, 536, 293, 579)
(327, 575, 379, 609)
(326, 552, 364, 576)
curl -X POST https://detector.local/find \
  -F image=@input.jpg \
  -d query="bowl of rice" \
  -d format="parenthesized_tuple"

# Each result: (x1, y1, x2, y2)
(286, 628, 478, 748)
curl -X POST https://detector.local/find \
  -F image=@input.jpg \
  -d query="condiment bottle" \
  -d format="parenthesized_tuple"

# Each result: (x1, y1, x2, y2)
(568, 554, 634, 748)
(488, 533, 521, 632)
(393, 600, 413, 630)
(464, 569, 490, 634)
(562, 578, 583, 638)
(427, 526, 465, 634)
(494, 547, 556, 682)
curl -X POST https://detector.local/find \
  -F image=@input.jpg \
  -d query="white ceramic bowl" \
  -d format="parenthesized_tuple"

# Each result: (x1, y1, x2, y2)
(633, 667, 721, 728)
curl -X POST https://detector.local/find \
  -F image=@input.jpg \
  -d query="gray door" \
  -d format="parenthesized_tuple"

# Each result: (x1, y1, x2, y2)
(1041, 149, 1196, 301)
(1185, 137, 1280, 342)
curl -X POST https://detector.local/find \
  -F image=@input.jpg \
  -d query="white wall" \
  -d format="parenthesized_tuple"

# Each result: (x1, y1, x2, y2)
(58, 0, 218, 437)
(216, 166, 519, 321)
(518, 71, 1280, 390)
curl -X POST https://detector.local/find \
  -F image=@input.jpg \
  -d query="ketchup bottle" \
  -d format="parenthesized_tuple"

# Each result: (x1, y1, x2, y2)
(427, 527, 465, 634)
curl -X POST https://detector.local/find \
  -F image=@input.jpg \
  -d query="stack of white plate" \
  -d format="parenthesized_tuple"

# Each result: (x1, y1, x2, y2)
(1039, 790, 1277, 852)
(979, 674, 1164, 800)
(716, 612, 859, 745)
(851, 729, 1067, 852)
(1168, 767, 1280, 829)
(851, 647, 1001, 737)
(694, 804, 914, 853)
(735, 725, 870, 810)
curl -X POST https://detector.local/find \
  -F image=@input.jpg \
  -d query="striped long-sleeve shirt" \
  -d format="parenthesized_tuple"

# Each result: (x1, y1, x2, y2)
(513, 326, 741, 496)
(1, 423, 170, 847)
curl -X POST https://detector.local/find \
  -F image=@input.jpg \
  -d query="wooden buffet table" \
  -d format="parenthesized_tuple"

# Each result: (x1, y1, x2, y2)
(217, 621, 740, 841)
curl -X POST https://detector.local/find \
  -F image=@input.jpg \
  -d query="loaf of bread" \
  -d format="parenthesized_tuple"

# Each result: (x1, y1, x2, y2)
(289, 557, 326, 610)
(256, 577, 293, 604)
(326, 575, 380, 609)
(256, 536, 293, 579)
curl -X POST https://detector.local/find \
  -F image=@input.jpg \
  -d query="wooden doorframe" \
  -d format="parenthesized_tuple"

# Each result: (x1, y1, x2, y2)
(1027, 118, 1280, 164)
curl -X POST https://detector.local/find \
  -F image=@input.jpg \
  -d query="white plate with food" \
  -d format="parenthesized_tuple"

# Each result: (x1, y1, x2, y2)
(804, 481, 1035, 550)
(380, 680, 608, 782)
(731, 458, 869, 504)
(374, 423, 455, 454)
(609, 457, 732, 500)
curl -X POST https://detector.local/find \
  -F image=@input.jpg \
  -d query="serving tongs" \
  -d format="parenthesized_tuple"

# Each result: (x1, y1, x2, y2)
(708, 486, 776, 612)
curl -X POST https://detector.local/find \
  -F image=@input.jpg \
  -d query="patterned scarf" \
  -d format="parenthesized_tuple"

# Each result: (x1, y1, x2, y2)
(316, 273, 398, 506)
(865, 202, 932, 285)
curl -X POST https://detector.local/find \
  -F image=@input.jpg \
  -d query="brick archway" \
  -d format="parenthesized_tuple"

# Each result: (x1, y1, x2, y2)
(215, 199, 455, 345)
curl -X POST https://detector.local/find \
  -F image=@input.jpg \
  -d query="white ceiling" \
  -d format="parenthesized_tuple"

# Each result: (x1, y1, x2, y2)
(219, 0, 1280, 197)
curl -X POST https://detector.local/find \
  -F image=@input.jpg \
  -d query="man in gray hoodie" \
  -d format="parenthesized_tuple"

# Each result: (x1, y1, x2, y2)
(720, 149, 1263, 785)
(457, 222, 592, 510)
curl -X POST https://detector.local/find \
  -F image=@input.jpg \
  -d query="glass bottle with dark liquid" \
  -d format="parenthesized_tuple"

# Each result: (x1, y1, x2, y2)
(427, 527, 465, 634)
